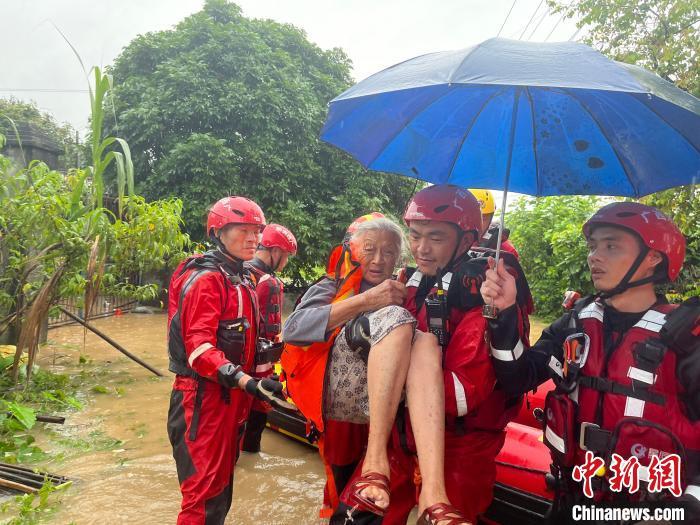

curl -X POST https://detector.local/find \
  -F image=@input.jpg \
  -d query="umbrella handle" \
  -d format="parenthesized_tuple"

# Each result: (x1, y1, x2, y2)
(482, 208, 505, 319)
(482, 187, 509, 319)
(482, 89, 520, 319)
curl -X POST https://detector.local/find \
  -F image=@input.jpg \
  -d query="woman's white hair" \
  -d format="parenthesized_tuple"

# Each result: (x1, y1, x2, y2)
(349, 217, 407, 265)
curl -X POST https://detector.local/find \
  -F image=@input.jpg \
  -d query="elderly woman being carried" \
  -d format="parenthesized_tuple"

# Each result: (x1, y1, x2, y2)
(282, 214, 455, 519)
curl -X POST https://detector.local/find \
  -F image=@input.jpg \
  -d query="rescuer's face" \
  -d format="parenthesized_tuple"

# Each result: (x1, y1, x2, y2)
(408, 221, 471, 276)
(220, 224, 263, 260)
(586, 226, 660, 292)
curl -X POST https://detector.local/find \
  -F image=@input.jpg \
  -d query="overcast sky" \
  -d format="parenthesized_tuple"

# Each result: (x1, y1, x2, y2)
(0, 0, 580, 134)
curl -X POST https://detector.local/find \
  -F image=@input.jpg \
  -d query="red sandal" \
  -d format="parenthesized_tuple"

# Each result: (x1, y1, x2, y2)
(416, 502, 472, 525)
(345, 471, 391, 516)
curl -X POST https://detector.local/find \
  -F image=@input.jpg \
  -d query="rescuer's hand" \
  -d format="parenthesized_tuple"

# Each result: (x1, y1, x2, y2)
(480, 256, 517, 312)
(216, 363, 246, 388)
(245, 376, 298, 412)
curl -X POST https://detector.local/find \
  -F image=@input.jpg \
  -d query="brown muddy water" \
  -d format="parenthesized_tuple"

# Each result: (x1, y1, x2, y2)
(37, 313, 326, 525)
(25, 313, 549, 525)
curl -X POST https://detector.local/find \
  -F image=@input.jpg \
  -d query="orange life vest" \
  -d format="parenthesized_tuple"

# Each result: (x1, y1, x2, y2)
(280, 246, 363, 433)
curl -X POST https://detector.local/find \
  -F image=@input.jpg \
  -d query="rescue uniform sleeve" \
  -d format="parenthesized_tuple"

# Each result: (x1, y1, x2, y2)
(487, 306, 569, 397)
(179, 272, 232, 379)
(256, 278, 272, 315)
(442, 310, 498, 418)
(255, 277, 273, 338)
(283, 278, 336, 345)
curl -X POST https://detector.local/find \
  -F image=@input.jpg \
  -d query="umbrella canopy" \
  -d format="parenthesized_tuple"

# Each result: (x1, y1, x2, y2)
(321, 38, 700, 198)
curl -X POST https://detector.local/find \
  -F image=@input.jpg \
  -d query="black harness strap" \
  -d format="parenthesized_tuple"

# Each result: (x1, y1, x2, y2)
(578, 375, 665, 405)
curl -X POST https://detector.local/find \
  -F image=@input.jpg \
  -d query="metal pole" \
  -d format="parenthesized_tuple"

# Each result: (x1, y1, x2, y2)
(0, 477, 37, 494)
(0, 462, 68, 484)
(483, 87, 521, 319)
(57, 306, 163, 377)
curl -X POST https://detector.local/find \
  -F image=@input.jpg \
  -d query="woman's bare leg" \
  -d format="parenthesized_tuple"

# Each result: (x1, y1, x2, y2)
(358, 322, 414, 510)
(406, 331, 450, 513)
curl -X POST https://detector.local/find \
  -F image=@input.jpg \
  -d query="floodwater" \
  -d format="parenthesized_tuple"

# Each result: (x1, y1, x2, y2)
(34, 312, 550, 525)
(38, 313, 326, 525)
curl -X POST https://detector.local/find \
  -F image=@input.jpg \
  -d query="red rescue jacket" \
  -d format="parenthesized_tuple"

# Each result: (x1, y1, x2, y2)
(545, 300, 700, 490)
(246, 258, 284, 342)
(400, 264, 524, 432)
(167, 251, 259, 380)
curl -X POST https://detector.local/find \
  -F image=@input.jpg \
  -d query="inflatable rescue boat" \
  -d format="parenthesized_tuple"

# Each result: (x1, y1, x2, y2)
(267, 365, 556, 523)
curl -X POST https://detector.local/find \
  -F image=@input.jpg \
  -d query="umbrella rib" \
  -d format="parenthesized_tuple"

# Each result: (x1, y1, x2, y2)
(365, 86, 457, 169)
(448, 40, 488, 84)
(524, 87, 541, 195)
(633, 94, 700, 155)
(445, 87, 509, 184)
(561, 87, 640, 198)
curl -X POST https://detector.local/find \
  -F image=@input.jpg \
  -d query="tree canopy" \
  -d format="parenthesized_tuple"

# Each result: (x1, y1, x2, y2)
(550, 0, 699, 96)
(107, 0, 416, 283)
(550, 0, 699, 300)
(506, 196, 602, 319)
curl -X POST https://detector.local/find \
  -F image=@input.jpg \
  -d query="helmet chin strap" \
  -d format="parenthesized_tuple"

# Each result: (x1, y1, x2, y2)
(210, 231, 244, 271)
(431, 230, 474, 286)
(256, 246, 279, 273)
(596, 246, 659, 300)
(269, 251, 281, 274)
(445, 230, 478, 271)
(446, 230, 465, 271)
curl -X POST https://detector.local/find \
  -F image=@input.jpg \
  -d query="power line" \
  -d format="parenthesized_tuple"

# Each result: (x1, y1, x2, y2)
(568, 26, 584, 41)
(527, 7, 550, 40)
(0, 88, 88, 94)
(544, 13, 567, 41)
(497, 0, 518, 37)
(519, 0, 545, 39)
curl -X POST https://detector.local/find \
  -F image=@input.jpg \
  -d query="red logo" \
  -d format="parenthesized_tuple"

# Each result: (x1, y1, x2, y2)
(648, 454, 682, 497)
(572, 452, 682, 498)
(572, 451, 605, 499)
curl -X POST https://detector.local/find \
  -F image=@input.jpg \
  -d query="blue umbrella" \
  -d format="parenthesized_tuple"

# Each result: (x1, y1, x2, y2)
(321, 38, 700, 198)
(321, 38, 700, 316)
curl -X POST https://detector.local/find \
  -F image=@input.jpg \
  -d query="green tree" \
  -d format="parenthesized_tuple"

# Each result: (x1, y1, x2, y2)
(507, 196, 603, 319)
(550, 0, 699, 300)
(550, 0, 699, 96)
(107, 0, 415, 283)
(0, 98, 81, 168)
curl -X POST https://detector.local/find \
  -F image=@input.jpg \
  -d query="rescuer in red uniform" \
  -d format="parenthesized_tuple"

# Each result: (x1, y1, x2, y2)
(166, 196, 293, 525)
(481, 202, 700, 522)
(242, 223, 297, 453)
(332, 185, 532, 525)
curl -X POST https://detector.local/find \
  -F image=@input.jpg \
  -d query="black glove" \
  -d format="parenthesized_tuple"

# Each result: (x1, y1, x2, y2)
(345, 314, 371, 361)
(217, 363, 245, 388)
(244, 376, 298, 412)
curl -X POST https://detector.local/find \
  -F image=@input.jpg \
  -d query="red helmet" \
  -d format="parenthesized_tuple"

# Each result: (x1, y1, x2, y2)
(260, 224, 297, 254)
(347, 212, 385, 236)
(206, 196, 266, 235)
(583, 202, 685, 281)
(404, 185, 481, 234)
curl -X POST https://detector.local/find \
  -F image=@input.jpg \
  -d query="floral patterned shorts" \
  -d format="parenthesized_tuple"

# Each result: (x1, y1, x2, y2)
(323, 305, 416, 424)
